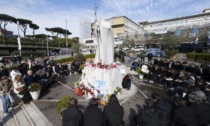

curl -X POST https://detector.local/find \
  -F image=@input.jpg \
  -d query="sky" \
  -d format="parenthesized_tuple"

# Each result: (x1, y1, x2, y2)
(0, 0, 210, 38)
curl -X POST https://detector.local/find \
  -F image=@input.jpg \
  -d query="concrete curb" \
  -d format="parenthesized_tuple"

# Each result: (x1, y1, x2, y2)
(30, 102, 53, 126)
(120, 83, 137, 105)
(11, 105, 19, 126)
(21, 105, 35, 126)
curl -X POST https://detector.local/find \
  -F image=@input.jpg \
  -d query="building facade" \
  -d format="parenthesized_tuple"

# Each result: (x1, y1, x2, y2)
(91, 16, 145, 44)
(140, 9, 210, 34)
(105, 16, 144, 38)
(0, 29, 13, 37)
(80, 17, 91, 42)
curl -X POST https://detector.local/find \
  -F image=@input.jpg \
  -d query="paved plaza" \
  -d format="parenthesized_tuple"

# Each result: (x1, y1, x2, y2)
(0, 62, 168, 126)
(33, 73, 158, 126)
(1, 54, 208, 126)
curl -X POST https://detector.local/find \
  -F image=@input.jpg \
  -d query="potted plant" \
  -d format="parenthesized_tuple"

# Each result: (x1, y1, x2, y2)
(28, 83, 42, 100)
(56, 96, 71, 115)
(136, 67, 144, 80)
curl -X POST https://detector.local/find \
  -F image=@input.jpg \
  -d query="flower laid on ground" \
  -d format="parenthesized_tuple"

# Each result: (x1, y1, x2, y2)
(104, 94, 111, 101)
(136, 68, 144, 75)
(99, 100, 107, 106)
(114, 87, 122, 95)
(74, 82, 79, 88)
(116, 58, 122, 62)
(141, 65, 149, 74)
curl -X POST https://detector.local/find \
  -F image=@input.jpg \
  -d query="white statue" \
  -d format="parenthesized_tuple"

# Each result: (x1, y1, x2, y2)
(94, 20, 114, 65)
(77, 18, 127, 98)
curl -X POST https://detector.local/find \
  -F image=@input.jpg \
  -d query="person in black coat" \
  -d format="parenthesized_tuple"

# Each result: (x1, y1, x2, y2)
(103, 94, 124, 126)
(188, 90, 210, 126)
(61, 98, 83, 126)
(152, 93, 173, 126)
(71, 61, 76, 74)
(172, 97, 197, 126)
(122, 74, 131, 90)
(0, 66, 9, 78)
(147, 53, 153, 65)
(135, 98, 160, 126)
(24, 70, 34, 88)
(84, 98, 103, 126)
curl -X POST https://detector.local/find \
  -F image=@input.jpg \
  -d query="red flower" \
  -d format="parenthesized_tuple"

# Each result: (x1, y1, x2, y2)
(91, 64, 95, 67)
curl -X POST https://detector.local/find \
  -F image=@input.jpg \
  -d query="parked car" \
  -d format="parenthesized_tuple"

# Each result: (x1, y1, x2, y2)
(131, 44, 145, 51)
(144, 48, 163, 57)
(123, 47, 131, 51)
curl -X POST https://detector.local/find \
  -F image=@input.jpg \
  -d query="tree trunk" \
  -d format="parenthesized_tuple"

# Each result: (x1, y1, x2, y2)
(3, 22, 8, 45)
(33, 29, 35, 37)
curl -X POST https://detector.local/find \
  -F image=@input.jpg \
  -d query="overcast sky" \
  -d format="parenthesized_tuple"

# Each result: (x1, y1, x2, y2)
(1, 0, 210, 37)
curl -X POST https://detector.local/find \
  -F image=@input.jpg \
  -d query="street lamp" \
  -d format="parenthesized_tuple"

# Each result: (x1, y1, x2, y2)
(65, 20, 68, 54)
(46, 35, 49, 56)
(17, 21, 21, 56)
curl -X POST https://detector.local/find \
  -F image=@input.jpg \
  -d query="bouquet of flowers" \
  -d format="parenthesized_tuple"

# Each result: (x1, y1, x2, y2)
(114, 87, 122, 95)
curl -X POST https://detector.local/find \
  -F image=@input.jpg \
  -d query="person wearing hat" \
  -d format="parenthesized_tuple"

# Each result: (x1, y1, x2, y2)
(0, 76, 13, 117)
(130, 59, 139, 71)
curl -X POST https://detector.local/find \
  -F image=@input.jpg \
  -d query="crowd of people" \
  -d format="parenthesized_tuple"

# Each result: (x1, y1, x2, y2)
(61, 94, 124, 126)
(1, 53, 210, 125)
(0, 56, 73, 117)
(131, 58, 210, 126)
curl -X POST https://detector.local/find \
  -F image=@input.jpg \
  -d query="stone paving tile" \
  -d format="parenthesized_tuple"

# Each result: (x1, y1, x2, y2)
(34, 68, 167, 126)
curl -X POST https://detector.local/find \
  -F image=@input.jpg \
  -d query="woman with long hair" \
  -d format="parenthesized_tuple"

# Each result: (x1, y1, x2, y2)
(84, 97, 103, 126)
(103, 94, 124, 126)
(61, 97, 83, 126)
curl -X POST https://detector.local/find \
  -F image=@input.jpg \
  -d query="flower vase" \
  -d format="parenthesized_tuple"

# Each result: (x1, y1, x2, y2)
(30, 90, 41, 100)
(139, 74, 144, 80)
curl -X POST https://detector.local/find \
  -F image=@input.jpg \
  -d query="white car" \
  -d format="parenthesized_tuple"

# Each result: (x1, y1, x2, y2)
(131, 44, 145, 51)
(123, 47, 131, 51)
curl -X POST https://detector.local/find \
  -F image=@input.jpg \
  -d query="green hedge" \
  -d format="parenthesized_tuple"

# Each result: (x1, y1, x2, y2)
(85, 54, 95, 58)
(54, 54, 95, 63)
(13, 52, 44, 57)
(74, 53, 86, 62)
(165, 50, 179, 58)
(0, 38, 60, 47)
(54, 57, 74, 63)
(187, 53, 210, 61)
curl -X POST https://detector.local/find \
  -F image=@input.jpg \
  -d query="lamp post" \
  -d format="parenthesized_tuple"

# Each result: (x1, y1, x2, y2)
(46, 35, 49, 56)
(65, 20, 68, 54)
(17, 21, 21, 56)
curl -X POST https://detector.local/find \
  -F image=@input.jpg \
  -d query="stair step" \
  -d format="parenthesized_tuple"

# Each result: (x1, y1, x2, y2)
(12, 105, 30, 126)
(30, 102, 53, 126)
(2, 113, 16, 126)
(23, 104, 46, 126)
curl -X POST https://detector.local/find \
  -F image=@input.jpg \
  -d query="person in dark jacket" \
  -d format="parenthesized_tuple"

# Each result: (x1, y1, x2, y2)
(147, 53, 153, 65)
(71, 61, 76, 74)
(84, 98, 103, 126)
(122, 74, 131, 90)
(0, 66, 9, 78)
(41, 70, 52, 89)
(24, 70, 34, 88)
(130, 60, 139, 71)
(172, 97, 197, 126)
(152, 93, 173, 126)
(103, 94, 124, 126)
(61, 98, 83, 126)
(135, 98, 160, 126)
(188, 90, 210, 126)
